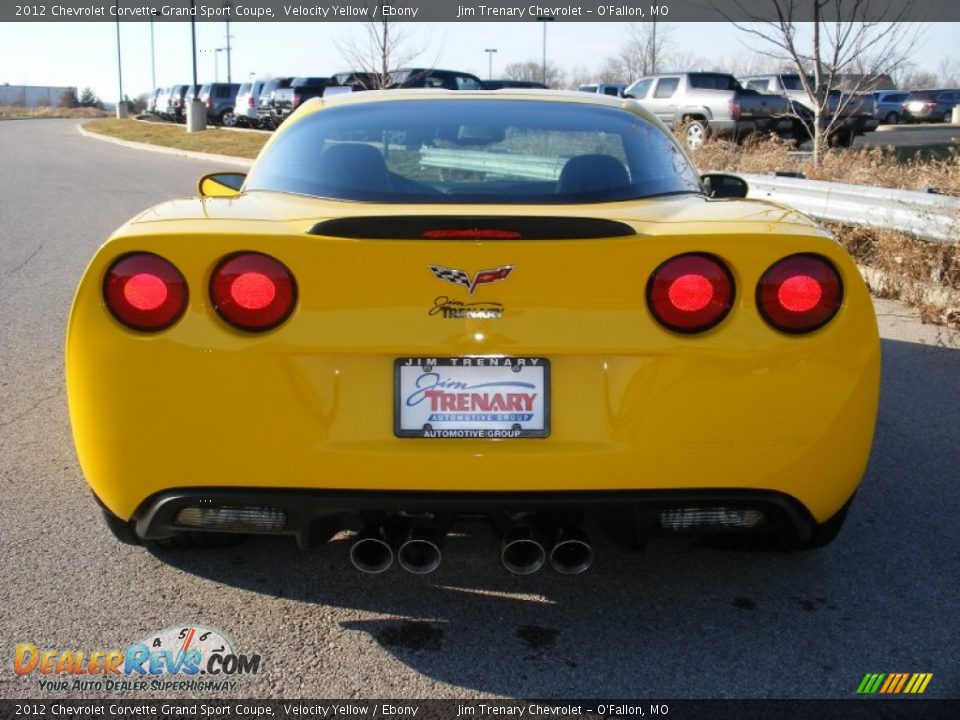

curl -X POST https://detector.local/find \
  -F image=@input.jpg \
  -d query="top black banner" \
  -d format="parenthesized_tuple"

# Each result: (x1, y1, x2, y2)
(3, 0, 958, 23)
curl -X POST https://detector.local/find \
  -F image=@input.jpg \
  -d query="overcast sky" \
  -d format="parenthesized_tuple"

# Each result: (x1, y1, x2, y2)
(1, 21, 956, 100)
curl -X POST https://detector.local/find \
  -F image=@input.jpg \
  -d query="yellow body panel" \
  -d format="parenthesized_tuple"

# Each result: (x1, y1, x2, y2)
(66, 92, 880, 525)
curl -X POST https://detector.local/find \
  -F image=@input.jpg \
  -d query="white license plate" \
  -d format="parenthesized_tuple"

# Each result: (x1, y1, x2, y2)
(395, 357, 550, 438)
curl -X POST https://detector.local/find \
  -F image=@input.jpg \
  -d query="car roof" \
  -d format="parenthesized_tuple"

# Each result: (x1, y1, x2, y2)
(298, 88, 661, 126)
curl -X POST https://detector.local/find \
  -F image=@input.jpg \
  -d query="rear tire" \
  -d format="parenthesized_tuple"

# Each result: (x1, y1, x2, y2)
(682, 119, 709, 150)
(884, 111, 899, 125)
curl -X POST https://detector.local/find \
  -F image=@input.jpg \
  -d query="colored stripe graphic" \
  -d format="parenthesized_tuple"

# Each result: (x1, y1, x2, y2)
(857, 673, 932, 694)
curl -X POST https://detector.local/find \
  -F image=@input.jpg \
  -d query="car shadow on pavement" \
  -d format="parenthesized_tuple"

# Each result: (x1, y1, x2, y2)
(148, 338, 960, 698)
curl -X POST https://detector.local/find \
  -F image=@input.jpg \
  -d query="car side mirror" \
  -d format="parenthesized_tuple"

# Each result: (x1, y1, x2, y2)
(701, 173, 748, 199)
(198, 172, 246, 198)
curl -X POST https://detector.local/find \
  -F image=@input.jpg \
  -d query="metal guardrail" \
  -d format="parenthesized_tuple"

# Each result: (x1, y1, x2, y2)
(737, 173, 960, 243)
(420, 147, 565, 181)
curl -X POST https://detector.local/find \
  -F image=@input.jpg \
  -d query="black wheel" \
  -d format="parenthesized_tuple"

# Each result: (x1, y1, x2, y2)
(883, 112, 899, 125)
(944, 112, 953, 124)
(220, 109, 237, 127)
(830, 129, 853, 148)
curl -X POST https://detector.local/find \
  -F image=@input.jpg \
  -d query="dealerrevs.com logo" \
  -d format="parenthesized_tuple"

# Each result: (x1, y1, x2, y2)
(14, 624, 261, 693)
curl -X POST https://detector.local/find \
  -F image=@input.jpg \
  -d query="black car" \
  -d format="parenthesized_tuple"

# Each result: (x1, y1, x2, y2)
(481, 79, 549, 90)
(257, 77, 294, 129)
(388, 68, 484, 90)
(271, 77, 330, 125)
(901, 89, 960, 124)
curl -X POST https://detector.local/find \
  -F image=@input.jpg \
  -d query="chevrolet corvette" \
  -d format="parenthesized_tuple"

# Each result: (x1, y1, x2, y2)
(67, 90, 880, 574)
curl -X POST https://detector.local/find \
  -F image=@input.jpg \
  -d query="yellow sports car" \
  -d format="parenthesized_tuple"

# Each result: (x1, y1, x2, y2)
(67, 90, 880, 575)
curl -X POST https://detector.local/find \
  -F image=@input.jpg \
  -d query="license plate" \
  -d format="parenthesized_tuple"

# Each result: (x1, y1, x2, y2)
(395, 357, 550, 438)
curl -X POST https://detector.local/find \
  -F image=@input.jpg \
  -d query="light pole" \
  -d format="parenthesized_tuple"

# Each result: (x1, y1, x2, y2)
(484, 48, 497, 80)
(114, 1, 126, 118)
(149, 20, 156, 90)
(224, 1, 233, 84)
(537, 16, 554, 86)
(187, 0, 206, 132)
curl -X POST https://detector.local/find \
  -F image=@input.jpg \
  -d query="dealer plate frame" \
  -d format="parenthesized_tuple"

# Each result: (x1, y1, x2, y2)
(394, 357, 551, 439)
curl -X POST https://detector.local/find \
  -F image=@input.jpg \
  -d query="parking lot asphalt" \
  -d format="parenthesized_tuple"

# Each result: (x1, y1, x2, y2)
(0, 119, 957, 700)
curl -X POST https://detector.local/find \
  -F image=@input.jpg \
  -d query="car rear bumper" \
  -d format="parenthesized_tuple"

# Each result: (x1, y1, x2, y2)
(128, 486, 828, 549)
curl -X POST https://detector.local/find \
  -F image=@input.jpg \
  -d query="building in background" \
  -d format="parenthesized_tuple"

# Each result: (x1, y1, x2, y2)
(0, 84, 73, 107)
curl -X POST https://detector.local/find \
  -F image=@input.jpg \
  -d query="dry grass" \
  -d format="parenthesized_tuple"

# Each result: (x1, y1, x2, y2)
(82, 118, 267, 159)
(690, 134, 960, 326)
(0, 106, 110, 120)
(690, 133, 960, 196)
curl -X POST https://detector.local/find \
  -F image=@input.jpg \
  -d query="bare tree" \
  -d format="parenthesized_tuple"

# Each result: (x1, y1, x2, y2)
(894, 64, 937, 90)
(504, 60, 566, 88)
(602, 22, 674, 82)
(335, 19, 428, 89)
(721, 0, 925, 164)
(937, 58, 960, 87)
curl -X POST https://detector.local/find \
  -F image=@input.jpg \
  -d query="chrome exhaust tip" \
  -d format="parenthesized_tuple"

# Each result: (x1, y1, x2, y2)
(501, 526, 547, 575)
(549, 528, 593, 575)
(350, 529, 394, 574)
(397, 526, 442, 575)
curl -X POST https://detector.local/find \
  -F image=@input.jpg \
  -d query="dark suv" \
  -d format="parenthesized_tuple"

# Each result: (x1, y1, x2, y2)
(388, 68, 484, 90)
(271, 77, 330, 125)
(901, 89, 960, 123)
(257, 77, 294, 129)
(198, 83, 241, 126)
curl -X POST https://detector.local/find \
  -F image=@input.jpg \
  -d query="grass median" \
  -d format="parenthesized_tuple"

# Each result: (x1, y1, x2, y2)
(1, 106, 110, 120)
(82, 118, 267, 159)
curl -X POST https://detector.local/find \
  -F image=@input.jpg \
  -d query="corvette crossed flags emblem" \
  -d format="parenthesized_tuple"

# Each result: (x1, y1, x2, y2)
(428, 264, 514, 295)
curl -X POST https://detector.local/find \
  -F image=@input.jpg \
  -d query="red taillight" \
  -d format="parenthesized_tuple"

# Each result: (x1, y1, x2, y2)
(104, 253, 188, 332)
(925, 102, 936, 108)
(729, 98, 741, 120)
(647, 253, 734, 333)
(757, 254, 843, 333)
(292, 93, 302, 107)
(422, 229, 522, 239)
(248, 96, 255, 108)
(206, 98, 213, 108)
(210, 253, 296, 331)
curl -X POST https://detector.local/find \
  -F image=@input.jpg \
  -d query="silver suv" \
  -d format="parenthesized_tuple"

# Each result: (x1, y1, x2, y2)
(233, 81, 266, 127)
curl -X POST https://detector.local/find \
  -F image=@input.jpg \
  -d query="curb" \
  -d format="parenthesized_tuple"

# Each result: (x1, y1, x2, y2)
(77, 122, 254, 168)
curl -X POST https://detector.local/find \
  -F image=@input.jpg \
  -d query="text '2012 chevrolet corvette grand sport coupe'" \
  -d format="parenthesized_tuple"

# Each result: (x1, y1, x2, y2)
(67, 90, 880, 575)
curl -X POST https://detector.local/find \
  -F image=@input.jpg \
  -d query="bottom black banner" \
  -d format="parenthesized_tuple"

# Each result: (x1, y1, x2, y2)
(1, 700, 959, 720)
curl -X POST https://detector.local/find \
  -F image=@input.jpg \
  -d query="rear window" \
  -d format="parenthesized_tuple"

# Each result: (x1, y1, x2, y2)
(688, 74, 740, 90)
(780, 76, 807, 91)
(746, 79, 770, 92)
(293, 77, 328, 87)
(245, 100, 701, 204)
(907, 91, 938, 101)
